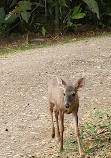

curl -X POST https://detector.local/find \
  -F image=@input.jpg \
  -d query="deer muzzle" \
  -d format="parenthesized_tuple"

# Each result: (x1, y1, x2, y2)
(65, 103, 70, 109)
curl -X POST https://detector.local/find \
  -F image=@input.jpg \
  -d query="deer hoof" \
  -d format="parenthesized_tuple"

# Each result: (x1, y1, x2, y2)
(80, 154, 90, 158)
(80, 153, 85, 158)
(85, 155, 90, 158)
(60, 146, 63, 151)
(52, 133, 55, 138)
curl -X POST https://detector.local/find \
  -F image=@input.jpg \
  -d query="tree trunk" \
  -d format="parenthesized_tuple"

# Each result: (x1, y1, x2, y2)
(54, 1, 60, 34)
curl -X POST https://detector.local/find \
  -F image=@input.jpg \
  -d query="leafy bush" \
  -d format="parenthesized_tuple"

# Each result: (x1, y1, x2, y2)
(0, 0, 110, 37)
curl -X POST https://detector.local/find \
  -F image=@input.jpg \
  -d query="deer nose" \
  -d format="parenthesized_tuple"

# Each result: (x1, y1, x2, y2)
(65, 103, 70, 109)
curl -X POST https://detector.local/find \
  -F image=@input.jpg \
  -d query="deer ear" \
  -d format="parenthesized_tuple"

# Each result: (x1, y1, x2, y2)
(75, 78, 85, 90)
(56, 76, 67, 87)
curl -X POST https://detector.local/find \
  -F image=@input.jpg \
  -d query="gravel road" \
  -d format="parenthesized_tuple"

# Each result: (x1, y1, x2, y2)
(0, 36, 111, 158)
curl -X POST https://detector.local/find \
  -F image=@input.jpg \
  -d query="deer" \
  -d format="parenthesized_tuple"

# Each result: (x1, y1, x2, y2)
(48, 76, 85, 157)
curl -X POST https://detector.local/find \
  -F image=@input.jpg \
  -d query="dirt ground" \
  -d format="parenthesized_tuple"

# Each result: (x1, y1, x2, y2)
(0, 35, 111, 158)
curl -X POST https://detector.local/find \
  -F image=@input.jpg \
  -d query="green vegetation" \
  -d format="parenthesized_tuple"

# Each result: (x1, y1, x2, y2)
(0, 0, 111, 37)
(0, 48, 13, 56)
(56, 106, 111, 158)
(0, 32, 111, 57)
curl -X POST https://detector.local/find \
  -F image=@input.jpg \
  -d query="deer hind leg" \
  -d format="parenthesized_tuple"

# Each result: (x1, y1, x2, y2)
(73, 112, 84, 156)
(55, 110, 60, 142)
(60, 111, 64, 151)
(49, 102, 55, 138)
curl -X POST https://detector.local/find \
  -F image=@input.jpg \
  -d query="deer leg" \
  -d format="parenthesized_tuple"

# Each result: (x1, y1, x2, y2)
(60, 111, 64, 151)
(55, 110, 60, 141)
(73, 112, 84, 156)
(49, 102, 55, 138)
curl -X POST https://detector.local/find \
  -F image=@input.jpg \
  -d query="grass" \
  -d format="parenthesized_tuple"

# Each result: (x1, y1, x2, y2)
(73, 31, 111, 42)
(0, 48, 13, 56)
(0, 31, 111, 57)
(0, 42, 48, 57)
(55, 106, 111, 158)
(0, 44, 44, 56)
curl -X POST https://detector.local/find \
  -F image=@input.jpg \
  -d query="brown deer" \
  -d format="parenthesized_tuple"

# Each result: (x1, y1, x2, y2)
(48, 76, 85, 156)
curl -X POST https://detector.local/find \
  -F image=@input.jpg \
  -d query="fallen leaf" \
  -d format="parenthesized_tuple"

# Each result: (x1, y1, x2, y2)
(97, 128, 107, 135)
(87, 141, 93, 149)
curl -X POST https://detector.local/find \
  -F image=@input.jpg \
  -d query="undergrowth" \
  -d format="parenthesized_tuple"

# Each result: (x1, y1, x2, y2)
(0, 32, 111, 57)
(55, 106, 111, 158)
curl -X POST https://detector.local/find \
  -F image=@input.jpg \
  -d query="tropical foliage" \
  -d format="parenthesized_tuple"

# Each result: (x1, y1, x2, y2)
(0, 0, 110, 37)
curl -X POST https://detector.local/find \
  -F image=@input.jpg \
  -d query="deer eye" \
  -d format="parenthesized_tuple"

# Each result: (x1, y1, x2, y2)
(72, 93, 75, 97)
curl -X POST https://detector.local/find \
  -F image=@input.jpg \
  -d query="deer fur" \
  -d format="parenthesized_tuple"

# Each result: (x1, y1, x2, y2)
(48, 76, 85, 156)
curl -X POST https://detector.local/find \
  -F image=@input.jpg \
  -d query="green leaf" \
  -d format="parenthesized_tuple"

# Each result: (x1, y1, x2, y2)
(21, 11, 31, 23)
(83, 0, 100, 19)
(72, 13, 85, 19)
(0, 7, 5, 23)
(72, 5, 81, 16)
(5, 15, 19, 23)
(18, 0, 31, 12)
(41, 27, 46, 36)
(71, 5, 85, 20)
(0, 25, 6, 37)
(67, 20, 73, 27)
(61, 0, 68, 7)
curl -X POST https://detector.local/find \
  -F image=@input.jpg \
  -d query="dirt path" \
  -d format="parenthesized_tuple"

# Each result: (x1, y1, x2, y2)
(0, 36, 111, 158)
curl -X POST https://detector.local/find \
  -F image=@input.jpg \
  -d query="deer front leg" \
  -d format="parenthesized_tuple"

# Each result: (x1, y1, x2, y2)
(60, 111, 64, 151)
(73, 112, 84, 156)
(55, 110, 60, 141)
(49, 102, 55, 138)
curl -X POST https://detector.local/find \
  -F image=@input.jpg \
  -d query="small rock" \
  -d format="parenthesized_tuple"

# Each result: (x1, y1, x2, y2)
(5, 128, 8, 131)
